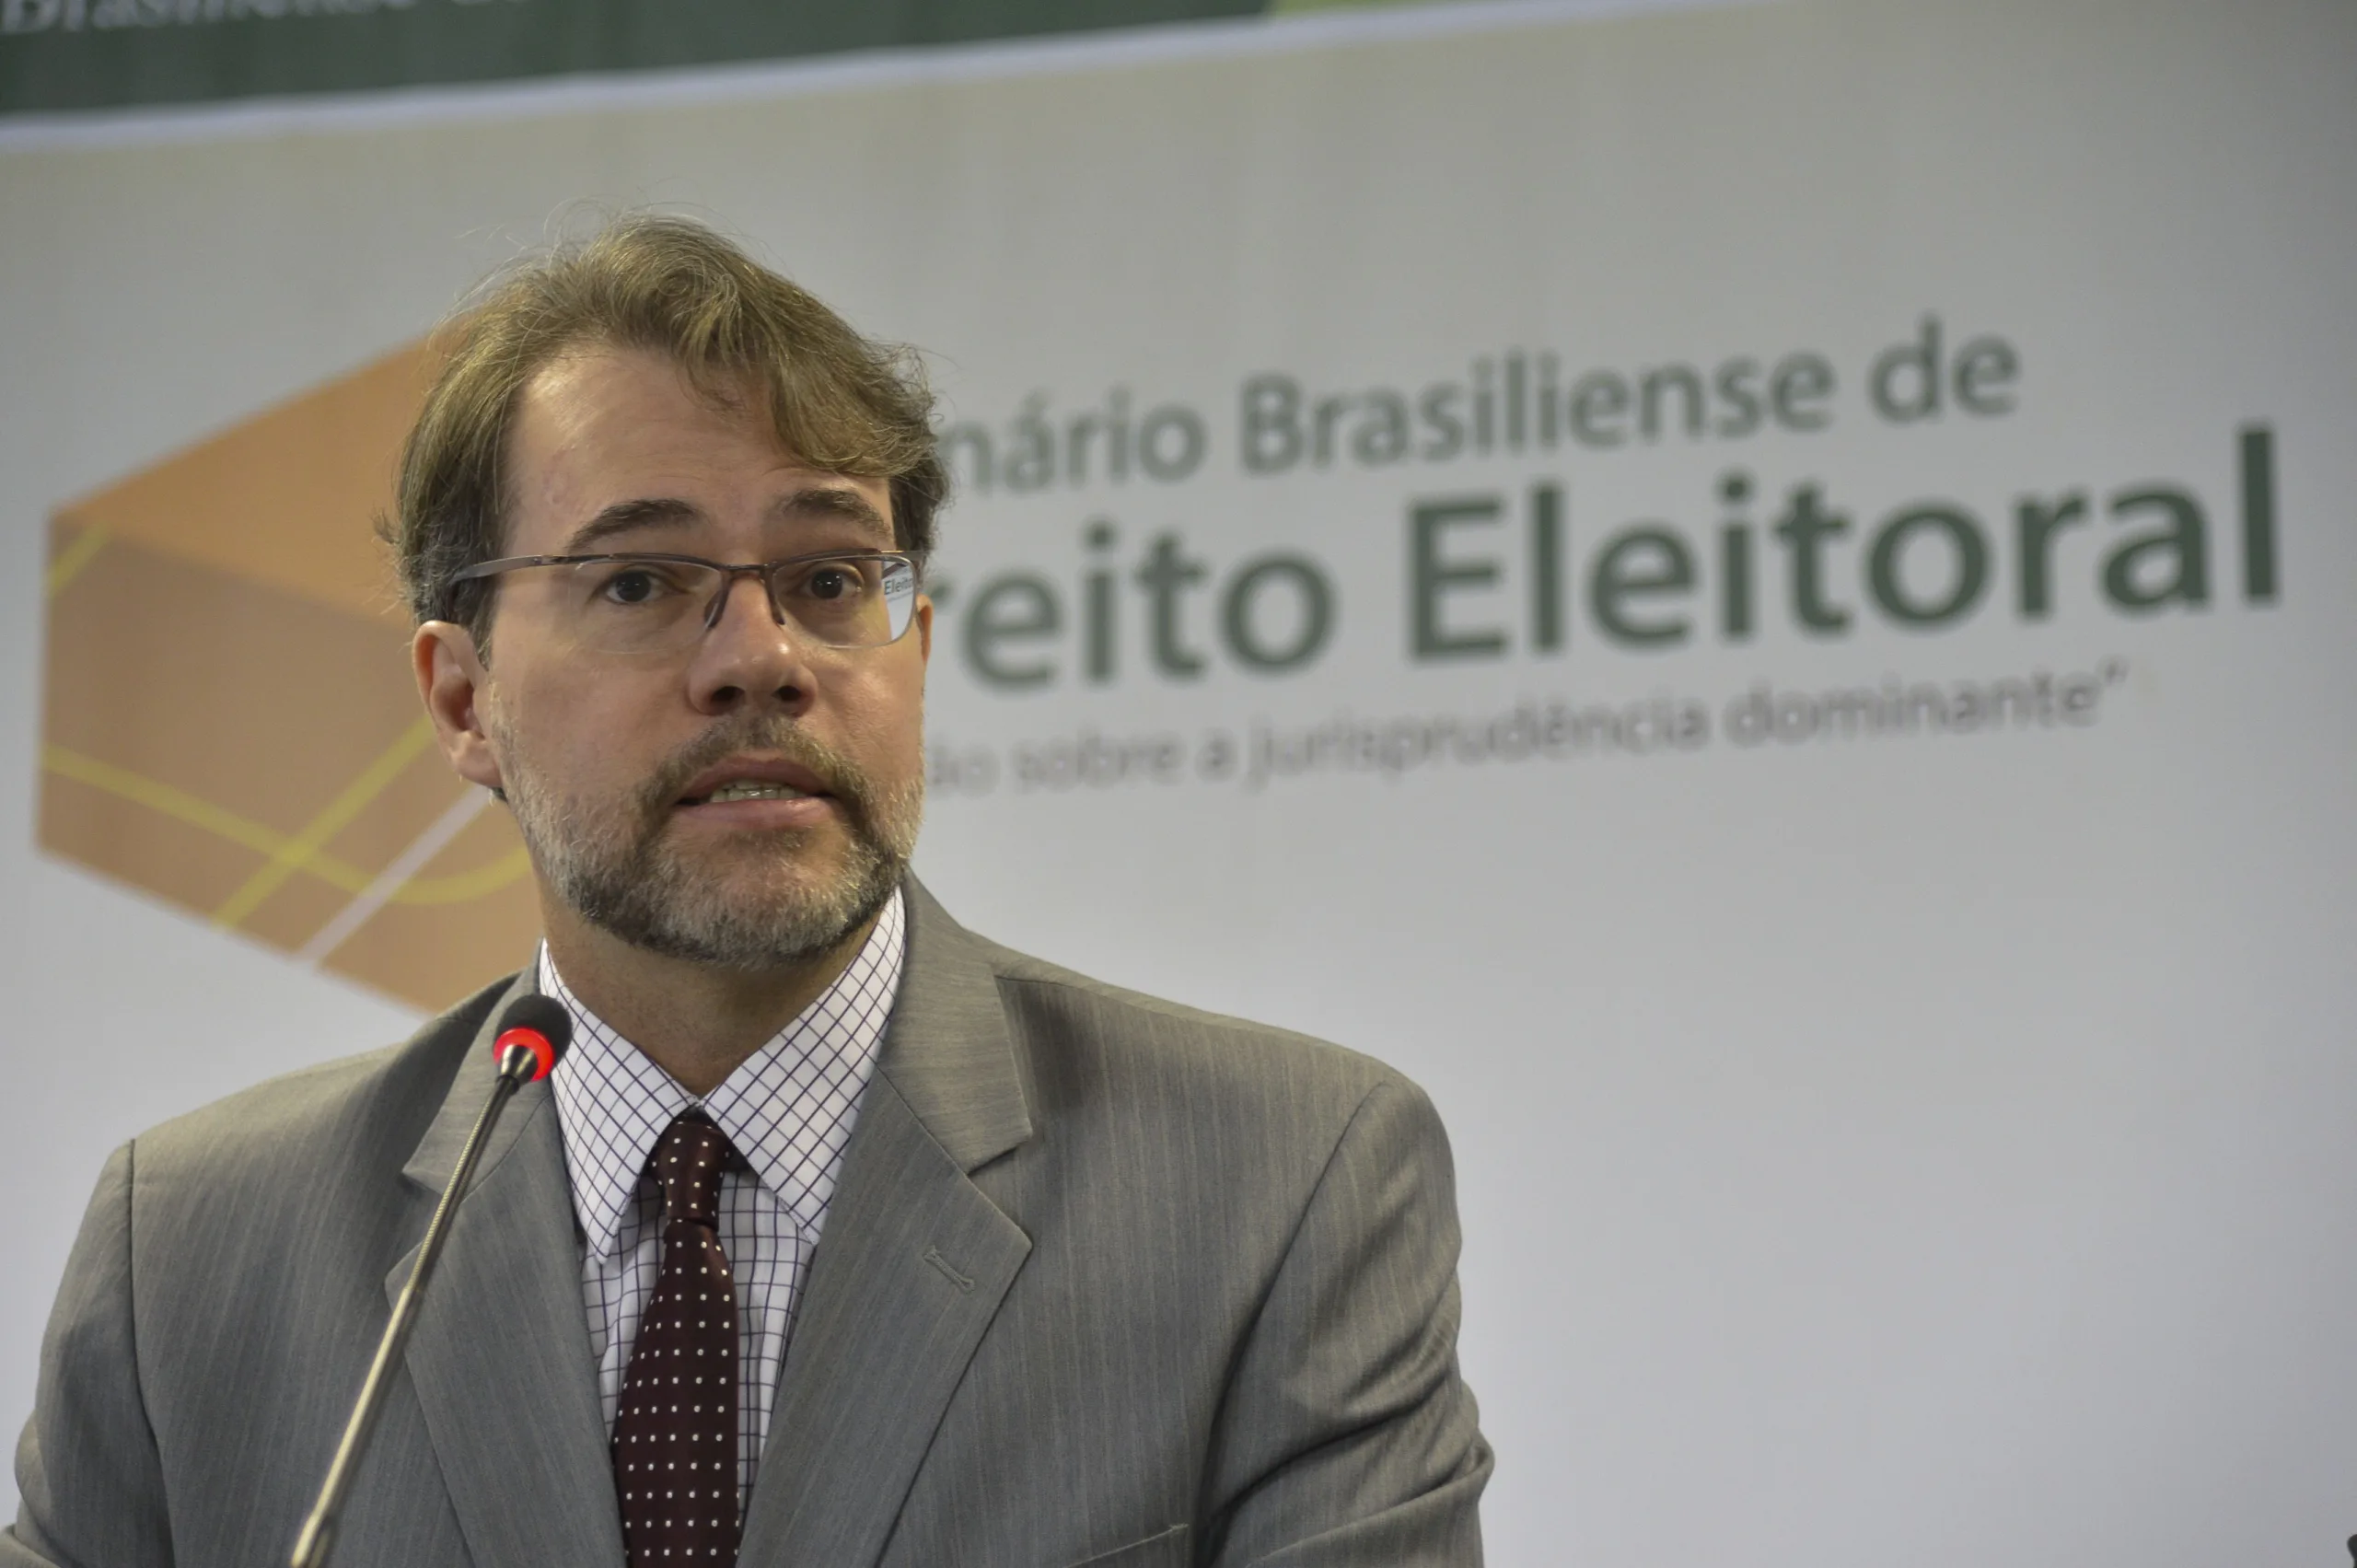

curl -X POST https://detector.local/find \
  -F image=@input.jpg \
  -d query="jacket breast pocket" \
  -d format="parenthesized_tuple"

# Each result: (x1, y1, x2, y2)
(1060, 1522, 1188, 1568)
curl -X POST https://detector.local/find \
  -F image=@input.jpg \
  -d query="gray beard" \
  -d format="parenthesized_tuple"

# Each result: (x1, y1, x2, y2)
(498, 715, 922, 971)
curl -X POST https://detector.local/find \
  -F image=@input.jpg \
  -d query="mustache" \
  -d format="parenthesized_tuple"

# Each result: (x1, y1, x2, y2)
(635, 717, 874, 823)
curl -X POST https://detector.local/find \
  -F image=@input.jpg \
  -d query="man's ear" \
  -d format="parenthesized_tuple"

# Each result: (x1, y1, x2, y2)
(913, 595, 933, 665)
(412, 621, 505, 794)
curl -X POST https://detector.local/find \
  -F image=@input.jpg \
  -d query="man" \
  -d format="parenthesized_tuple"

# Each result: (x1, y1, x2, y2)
(6, 215, 1490, 1568)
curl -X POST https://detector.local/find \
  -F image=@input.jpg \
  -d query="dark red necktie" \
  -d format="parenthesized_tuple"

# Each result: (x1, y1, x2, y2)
(612, 1110, 741, 1566)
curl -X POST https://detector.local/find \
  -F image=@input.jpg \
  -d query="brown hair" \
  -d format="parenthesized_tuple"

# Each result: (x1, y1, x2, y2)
(388, 213, 946, 642)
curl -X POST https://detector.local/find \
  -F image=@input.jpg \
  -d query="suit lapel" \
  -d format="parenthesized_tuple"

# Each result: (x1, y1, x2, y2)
(391, 974, 625, 1568)
(737, 878, 1035, 1567)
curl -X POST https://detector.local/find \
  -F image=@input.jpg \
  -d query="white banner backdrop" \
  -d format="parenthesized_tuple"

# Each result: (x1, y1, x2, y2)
(3, 0, 2354, 1562)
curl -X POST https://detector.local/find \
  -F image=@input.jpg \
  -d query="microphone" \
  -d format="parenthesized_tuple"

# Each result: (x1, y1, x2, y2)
(289, 995, 572, 1568)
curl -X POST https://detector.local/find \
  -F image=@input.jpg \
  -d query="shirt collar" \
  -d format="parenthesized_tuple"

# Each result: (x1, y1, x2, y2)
(543, 889, 905, 1256)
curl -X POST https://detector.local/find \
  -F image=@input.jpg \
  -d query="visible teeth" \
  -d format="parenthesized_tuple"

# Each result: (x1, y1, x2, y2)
(704, 781, 807, 803)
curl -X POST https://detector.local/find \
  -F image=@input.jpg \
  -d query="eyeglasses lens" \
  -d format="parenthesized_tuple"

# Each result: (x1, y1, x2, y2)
(560, 556, 916, 654)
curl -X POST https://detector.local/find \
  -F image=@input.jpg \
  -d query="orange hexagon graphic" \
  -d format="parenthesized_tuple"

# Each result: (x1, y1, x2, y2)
(39, 343, 539, 1011)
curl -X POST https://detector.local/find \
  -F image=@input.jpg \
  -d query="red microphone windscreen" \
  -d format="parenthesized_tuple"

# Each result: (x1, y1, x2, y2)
(490, 993, 573, 1083)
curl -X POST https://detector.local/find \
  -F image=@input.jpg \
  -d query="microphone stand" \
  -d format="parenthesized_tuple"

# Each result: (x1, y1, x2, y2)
(288, 1040, 547, 1568)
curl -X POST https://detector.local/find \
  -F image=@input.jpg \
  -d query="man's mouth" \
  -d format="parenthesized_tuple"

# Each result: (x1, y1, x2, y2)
(670, 753, 840, 811)
(688, 779, 816, 806)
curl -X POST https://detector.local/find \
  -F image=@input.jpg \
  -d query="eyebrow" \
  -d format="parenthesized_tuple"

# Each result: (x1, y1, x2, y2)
(563, 497, 703, 553)
(560, 485, 893, 554)
(777, 484, 894, 543)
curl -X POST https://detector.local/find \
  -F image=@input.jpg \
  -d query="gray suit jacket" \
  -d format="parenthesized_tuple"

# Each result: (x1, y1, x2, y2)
(7, 880, 1488, 1568)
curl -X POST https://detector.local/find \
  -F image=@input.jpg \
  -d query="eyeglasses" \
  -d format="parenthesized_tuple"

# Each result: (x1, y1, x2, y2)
(447, 550, 922, 655)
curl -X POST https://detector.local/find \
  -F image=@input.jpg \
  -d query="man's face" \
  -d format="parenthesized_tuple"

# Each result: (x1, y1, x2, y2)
(447, 343, 931, 970)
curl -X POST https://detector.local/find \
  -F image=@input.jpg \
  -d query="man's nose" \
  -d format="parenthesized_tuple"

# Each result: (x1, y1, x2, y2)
(684, 572, 818, 716)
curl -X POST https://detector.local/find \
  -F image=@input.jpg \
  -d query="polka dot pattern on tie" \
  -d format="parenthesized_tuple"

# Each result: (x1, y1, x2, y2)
(611, 1111, 743, 1565)
(545, 890, 901, 1509)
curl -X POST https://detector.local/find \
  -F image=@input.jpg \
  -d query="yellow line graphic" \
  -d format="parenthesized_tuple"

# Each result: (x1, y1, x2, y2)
(45, 742, 297, 865)
(45, 524, 111, 599)
(43, 743, 530, 908)
(297, 788, 482, 963)
(49, 748, 532, 906)
(210, 717, 440, 930)
(399, 845, 532, 904)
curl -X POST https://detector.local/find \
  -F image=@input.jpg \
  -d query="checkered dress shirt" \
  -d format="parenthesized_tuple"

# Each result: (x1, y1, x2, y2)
(540, 889, 903, 1506)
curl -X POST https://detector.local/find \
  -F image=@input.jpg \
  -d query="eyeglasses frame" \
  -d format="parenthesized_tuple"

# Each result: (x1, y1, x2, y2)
(444, 548, 924, 649)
